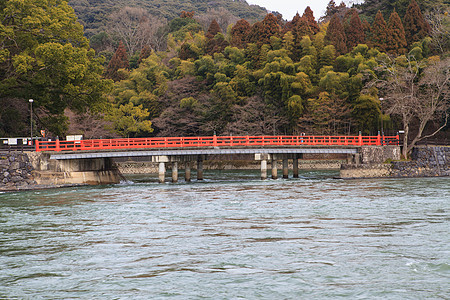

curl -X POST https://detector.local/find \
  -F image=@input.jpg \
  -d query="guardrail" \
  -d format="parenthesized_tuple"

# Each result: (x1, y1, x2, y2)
(35, 134, 400, 152)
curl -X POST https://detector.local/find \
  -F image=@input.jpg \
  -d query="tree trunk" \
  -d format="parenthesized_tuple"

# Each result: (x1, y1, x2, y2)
(402, 123, 409, 159)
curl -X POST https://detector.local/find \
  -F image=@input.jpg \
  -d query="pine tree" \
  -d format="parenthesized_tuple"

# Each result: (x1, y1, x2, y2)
(325, 14, 347, 55)
(345, 9, 365, 51)
(105, 41, 129, 81)
(369, 10, 388, 52)
(385, 9, 407, 55)
(206, 19, 221, 39)
(302, 6, 319, 34)
(231, 19, 251, 48)
(403, 0, 431, 45)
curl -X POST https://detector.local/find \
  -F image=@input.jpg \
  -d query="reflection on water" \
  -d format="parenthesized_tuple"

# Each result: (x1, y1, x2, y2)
(0, 171, 449, 299)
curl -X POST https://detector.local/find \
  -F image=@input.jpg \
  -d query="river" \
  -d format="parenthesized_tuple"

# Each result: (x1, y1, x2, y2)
(0, 170, 449, 299)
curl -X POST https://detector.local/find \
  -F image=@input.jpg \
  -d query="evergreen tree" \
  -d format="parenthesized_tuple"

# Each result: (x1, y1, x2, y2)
(302, 6, 320, 34)
(369, 11, 388, 52)
(345, 9, 365, 51)
(105, 41, 129, 81)
(403, 0, 431, 45)
(325, 14, 347, 55)
(206, 19, 222, 39)
(231, 19, 251, 48)
(385, 10, 407, 55)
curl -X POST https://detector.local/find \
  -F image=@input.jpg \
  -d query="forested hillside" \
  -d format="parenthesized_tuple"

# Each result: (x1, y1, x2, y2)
(69, 0, 267, 37)
(1, 0, 448, 157)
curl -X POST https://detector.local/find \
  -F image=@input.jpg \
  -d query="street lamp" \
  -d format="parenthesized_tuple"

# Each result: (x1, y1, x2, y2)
(29, 99, 33, 145)
(379, 98, 384, 136)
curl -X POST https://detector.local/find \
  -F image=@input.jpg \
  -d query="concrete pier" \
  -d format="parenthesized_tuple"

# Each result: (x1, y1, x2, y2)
(172, 162, 178, 183)
(293, 158, 299, 178)
(283, 159, 289, 179)
(197, 159, 203, 181)
(159, 162, 166, 183)
(185, 162, 191, 182)
(272, 159, 278, 179)
(261, 159, 267, 180)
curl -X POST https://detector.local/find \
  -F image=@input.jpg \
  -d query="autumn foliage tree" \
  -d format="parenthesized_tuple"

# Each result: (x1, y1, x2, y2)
(403, 0, 431, 45)
(302, 6, 319, 34)
(231, 19, 251, 48)
(385, 10, 407, 55)
(345, 9, 365, 51)
(105, 41, 129, 81)
(369, 11, 388, 51)
(325, 14, 347, 55)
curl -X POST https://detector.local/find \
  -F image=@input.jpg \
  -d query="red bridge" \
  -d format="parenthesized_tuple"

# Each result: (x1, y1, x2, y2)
(36, 134, 399, 152)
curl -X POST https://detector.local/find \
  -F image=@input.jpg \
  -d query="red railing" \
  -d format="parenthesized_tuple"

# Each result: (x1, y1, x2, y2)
(35, 134, 400, 152)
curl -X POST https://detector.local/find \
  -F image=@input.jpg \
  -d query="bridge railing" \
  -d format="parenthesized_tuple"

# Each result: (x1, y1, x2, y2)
(35, 134, 399, 152)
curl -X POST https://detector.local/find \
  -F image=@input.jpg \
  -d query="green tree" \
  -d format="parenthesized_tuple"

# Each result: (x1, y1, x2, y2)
(107, 102, 153, 137)
(0, 0, 111, 136)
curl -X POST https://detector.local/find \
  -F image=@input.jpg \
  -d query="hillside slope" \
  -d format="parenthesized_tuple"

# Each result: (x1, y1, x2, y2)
(69, 0, 268, 37)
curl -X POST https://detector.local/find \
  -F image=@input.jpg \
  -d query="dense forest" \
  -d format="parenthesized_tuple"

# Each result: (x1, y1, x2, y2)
(0, 0, 449, 156)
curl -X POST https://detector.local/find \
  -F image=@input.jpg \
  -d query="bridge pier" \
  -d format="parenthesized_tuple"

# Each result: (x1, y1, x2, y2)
(261, 159, 267, 180)
(271, 158, 278, 179)
(293, 157, 299, 178)
(172, 162, 178, 183)
(185, 162, 191, 182)
(197, 158, 203, 181)
(283, 159, 289, 179)
(159, 162, 166, 183)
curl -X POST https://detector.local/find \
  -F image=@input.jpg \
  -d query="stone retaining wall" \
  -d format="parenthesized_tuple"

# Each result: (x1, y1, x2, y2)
(0, 152, 36, 191)
(115, 159, 345, 174)
(340, 146, 449, 179)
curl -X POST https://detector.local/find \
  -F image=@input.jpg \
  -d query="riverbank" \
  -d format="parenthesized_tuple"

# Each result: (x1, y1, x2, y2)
(340, 146, 449, 179)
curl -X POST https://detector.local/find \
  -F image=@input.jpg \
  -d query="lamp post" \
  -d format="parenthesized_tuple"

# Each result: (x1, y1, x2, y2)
(379, 97, 384, 135)
(29, 99, 33, 145)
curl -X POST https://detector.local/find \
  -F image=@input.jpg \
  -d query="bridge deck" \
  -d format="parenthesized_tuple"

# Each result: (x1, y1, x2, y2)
(49, 148, 358, 160)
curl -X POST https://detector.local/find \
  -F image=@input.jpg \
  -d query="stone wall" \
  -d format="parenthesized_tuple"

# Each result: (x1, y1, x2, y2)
(0, 152, 36, 191)
(360, 146, 401, 164)
(391, 146, 450, 177)
(115, 159, 345, 174)
(340, 146, 449, 179)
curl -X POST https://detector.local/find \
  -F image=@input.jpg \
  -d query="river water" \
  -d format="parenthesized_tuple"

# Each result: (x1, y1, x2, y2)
(0, 170, 449, 299)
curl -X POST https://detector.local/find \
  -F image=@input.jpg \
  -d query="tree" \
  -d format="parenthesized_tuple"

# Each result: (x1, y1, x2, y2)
(403, 0, 431, 45)
(195, 8, 239, 33)
(345, 9, 366, 51)
(106, 102, 154, 137)
(325, 14, 347, 55)
(231, 19, 251, 48)
(369, 11, 388, 51)
(105, 41, 129, 81)
(302, 6, 320, 34)
(0, 0, 111, 136)
(248, 14, 281, 46)
(375, 56, 449, 158)
(385, 10, 408, 55)
(424, 8, 450, 54)
(108, 7, 167, 55)
(206, 19, 222, 39)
